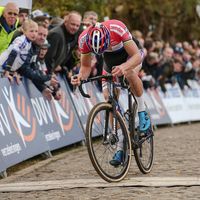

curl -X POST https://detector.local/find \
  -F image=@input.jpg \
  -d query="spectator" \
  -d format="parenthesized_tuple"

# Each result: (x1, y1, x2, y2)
(0, 19, 38, 84)
(154, 40, 163, 54)
(142, 52, 158, 78)
(162, 46, 174, 61)
(78, 11, 98, 34)
(131, 30, 143, 39)
(172, 46, 184, 61)
(18, 22, 59, 101)
(192, 38, 200, 50)
(36, 39, 50, 74)
(33, 15, 50, 27)
(18, 8, 29, 27)
(43, 12, 51, 20)
(83, 11, 98, 26)
(0, 2, 19, 54)
(175, 42, 183, 48)
(183, 41, 190, 50)
(48, 17, 64, 30)
(181, 58, 200, 90)
(189, 48, 197, 60)
(155, 46, 174, 88)
(45, 11, 82, 75)
(144, 38, 155, 53)
(61, 11, 70, 21)
(158, 59, 184, 95)
(140, 52, 159, 90)
(31, 9, 43, 19)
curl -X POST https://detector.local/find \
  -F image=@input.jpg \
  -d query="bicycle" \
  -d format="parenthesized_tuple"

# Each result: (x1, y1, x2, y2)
(75, 74, 154, 182)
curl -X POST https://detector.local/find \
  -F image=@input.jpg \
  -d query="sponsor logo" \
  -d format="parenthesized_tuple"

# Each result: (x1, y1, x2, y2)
(2, 86, 36, 147)
(110, 24, 125, 36)
(51, 89, 73, 135)
(79, 34, 87, 50)
(1, 143, 21, 156)
(83, 85, 101, 123)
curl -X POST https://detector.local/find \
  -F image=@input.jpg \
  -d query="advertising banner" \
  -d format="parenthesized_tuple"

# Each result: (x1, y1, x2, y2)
(68, 81, 102, 133)
(147, 89, 172, 125)
(158, 83, 189, 123)
(183, 80, 200, 121)
(23, 75, 85, 151)
(0, 78, 50, 168)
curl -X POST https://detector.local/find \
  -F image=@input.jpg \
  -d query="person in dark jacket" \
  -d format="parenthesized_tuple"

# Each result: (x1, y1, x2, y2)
(45, 11, 81, 75)
(18, 22, 60, 101)
(158, 59, 184, 94)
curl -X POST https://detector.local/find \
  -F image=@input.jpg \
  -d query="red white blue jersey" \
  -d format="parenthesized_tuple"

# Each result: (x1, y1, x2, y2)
(79, 20, 133, 55)
(0, 34, 32, 71)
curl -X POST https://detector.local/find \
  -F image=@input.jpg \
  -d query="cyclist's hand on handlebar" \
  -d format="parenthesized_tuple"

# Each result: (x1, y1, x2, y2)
(71, 73, 82, 86)
(112, 66, 124, 77)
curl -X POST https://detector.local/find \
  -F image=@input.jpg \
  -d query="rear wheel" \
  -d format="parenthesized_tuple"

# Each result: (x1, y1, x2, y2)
(86, 102, 132, 182)
(132, 102, 154, 173)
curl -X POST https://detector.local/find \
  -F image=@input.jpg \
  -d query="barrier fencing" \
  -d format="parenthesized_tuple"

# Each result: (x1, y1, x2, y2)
(0, 75, 199, 178)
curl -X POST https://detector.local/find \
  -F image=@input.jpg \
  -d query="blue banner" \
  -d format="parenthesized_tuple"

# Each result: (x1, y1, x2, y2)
(0, 78, 50, 168)
(23, 75, 85, 151)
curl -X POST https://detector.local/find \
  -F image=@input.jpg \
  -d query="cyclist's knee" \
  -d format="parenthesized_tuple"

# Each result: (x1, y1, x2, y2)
(124, 68, 138, 80)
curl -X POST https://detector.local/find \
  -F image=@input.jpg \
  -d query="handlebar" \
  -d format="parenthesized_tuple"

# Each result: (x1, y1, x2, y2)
(73, 74, 129, 98)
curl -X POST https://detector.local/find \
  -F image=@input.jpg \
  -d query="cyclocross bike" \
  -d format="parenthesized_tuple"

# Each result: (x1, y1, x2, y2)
(75, 74, 154, 182)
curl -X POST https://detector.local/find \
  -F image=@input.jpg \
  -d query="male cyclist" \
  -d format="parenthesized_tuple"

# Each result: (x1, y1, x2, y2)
(71, 20, 151, 166)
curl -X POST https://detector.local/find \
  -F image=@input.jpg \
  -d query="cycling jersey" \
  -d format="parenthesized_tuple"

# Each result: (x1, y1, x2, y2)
(79, 20, 142, 55)
(78, 19, 144, 90)
(0, 34, 32, 71)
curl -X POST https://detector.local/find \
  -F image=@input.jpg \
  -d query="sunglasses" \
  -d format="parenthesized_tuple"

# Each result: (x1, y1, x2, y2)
(7, 12, 18, 16)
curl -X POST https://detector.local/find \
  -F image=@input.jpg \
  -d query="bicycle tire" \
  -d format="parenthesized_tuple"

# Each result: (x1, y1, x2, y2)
(86, 102, 132, 182)
(132, 102, 154, 174)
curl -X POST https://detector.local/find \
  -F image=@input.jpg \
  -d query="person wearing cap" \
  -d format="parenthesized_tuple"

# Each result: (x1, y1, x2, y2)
(172, 46, 184, 61)
(18, 8, 29, 27)
(36, 39, 50, 74)
(31, 10, 43, 19)
(0, 2, 19, 54)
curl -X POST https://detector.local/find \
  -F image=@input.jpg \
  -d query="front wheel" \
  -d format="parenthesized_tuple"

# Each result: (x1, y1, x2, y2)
(132, 102, 154, 174)
(86, 102, 132, 182)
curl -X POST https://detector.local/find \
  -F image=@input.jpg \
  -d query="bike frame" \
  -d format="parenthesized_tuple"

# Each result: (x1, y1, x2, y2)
(77, 74, 153, 149)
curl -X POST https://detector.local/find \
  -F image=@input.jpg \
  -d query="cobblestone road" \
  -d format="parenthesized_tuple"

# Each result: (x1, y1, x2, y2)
(0, 122, 200, 199)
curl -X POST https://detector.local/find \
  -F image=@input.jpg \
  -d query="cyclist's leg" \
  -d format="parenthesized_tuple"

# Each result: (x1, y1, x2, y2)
(102, 69, 124, 166)
(124, 64, 151, 132)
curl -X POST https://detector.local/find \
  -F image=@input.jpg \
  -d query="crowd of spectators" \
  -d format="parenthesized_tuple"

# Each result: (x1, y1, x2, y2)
(0, 2, 200, 102)
(133, 30, 200, 96)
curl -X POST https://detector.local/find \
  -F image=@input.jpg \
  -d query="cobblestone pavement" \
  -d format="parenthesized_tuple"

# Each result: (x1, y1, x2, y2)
(0, 122, 200, 199)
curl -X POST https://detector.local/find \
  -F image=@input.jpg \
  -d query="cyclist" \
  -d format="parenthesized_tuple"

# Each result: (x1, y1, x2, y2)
(71, 20, 151, 166)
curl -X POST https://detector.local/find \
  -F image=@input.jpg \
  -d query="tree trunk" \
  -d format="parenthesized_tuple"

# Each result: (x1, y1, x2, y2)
(154, 17, 164, 40)
(168, 19, 176, 45)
